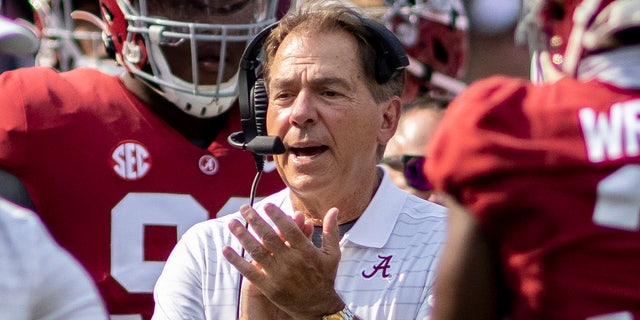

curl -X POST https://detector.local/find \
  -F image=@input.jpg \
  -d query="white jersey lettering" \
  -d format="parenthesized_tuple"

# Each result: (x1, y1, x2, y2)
(579, 99, 640, 163)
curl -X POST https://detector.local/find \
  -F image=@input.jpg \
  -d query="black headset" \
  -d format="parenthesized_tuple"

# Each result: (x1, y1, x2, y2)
(228, 17, 409, 166)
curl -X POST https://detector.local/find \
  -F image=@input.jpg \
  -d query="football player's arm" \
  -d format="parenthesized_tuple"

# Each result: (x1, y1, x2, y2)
(0, 168, 34, 210)
(430, 194, 501, 320)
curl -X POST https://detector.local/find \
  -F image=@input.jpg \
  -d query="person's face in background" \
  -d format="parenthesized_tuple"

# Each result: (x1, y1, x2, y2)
(384, 105, 444, 200)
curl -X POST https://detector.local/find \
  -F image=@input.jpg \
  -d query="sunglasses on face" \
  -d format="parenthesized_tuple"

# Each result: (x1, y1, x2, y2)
(381, 154, 433, 191)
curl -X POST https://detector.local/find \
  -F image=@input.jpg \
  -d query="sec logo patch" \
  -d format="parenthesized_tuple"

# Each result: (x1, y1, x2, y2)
(110, 140, 152, 181)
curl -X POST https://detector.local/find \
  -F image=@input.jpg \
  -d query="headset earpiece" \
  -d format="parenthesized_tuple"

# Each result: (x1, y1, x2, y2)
(362, 18, 409, 84)
(228, 22, 284, 158)
(252, 78, 269, 137)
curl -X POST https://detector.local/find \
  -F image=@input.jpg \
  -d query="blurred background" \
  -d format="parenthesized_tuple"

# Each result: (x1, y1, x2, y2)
(1, 0, 531, 81)
(463, 0, 530, 82)
(1, 0, 35, 71)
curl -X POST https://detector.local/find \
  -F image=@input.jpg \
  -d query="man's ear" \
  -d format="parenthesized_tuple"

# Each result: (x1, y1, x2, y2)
(378, 96, 402, 145)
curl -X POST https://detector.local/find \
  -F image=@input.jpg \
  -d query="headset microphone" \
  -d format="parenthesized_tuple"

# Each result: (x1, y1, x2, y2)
(246, 136, 285, 154)
(228, 132, 284, 155)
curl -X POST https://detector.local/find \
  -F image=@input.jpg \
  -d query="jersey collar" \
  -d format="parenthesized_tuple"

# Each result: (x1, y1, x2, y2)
(341, 166, 407, 248)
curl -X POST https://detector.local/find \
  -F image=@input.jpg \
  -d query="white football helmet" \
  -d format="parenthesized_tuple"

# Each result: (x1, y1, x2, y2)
(517, 0, 640, 78)
(29, 0, 122, 74)
(352, 0, 469, 102)
(100, 0, 292, 118)
(0, 15, 39, 55)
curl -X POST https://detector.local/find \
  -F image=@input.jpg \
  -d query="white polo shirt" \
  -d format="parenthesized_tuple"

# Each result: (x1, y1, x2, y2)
(153, 167, 447, 320)
(0, 198, 107, 320)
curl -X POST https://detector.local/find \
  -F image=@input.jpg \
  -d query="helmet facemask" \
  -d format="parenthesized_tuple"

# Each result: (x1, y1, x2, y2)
(104, 0, 285, 118)
(30, 0, 122, 74)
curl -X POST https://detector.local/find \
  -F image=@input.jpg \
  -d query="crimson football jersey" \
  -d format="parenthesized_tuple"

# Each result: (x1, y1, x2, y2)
(0, 67, 285, 319)
(427, 75, 640, 319)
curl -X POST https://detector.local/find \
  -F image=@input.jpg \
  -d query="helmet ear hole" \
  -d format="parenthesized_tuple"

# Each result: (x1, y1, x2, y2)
(433, 38, 449, 65)
(547, 1, 566, 21)
(615, 27, 640, 46)
(104, 35, 116, 59)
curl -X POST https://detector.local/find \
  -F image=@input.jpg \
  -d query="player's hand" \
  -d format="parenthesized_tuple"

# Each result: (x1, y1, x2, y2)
(222, 203, 344, 320)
